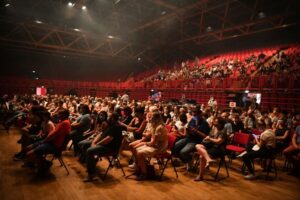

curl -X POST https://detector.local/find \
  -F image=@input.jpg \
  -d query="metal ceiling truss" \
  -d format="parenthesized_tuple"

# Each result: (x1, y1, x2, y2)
(0, 18, 150, 59)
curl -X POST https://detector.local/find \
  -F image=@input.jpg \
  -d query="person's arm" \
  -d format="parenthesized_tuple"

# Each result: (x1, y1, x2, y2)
(276, 130, 289, 140)
(191, 127, 207, 138)
(146, 126, 160, 146)
(177, 126, 187, 137)
(207, 135, 224, 144)
(96, 135, 113, 145)
(291, 134, 300, 149)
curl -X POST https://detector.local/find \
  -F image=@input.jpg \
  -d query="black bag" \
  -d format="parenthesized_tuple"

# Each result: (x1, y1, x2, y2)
(146, 164, 156, 179)
(201, 139, 214, 148)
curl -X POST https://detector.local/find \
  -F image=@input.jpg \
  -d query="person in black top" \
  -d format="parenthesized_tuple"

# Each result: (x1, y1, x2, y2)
(84, 112, 123, 182)
(173, 108, 210, 170)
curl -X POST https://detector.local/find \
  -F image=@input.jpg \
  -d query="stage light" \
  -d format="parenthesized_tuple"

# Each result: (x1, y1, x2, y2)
(74, 28, 80, 32)
(107, 35, 114, 39)
(115, 0, 121, 4)
(137, 57, 141, 61)
(161, 11, 167, 15)
(32, 70, 36, 73)
(36, 77, 39, 80)
(35, 20, 43, 24)
(206, 26, 213, 32)
(82, 5, 86, 10)
(68, 2, 74, 7)
(245, 90, 249, 93)
(5, 3, 10, 7)
(258, 12, 266, 19)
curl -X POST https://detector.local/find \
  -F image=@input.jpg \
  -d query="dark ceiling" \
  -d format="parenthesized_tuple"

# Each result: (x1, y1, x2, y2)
(0, 0, 300, 81)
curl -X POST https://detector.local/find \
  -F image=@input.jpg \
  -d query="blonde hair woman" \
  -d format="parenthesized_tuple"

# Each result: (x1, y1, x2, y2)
(134, 112, 168, 180)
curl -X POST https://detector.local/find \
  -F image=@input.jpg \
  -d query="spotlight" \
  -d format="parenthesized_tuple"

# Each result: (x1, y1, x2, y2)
(36, 77, 39, 80)
(107, 35, 114, 39)
(137, 57, 141, 61)
(161, 11, 167, 15)
(82, 5, 86, 10)
(258, 12, 266, 19)
(206, 26, 213, 32)
(74, 28, 80, 32)
(68, 2, 74, 7)
(32, 70, 36, 73)
(35, 20, 43, 24)
(5, 3, 10, 7)
(245, 90, 249, 93)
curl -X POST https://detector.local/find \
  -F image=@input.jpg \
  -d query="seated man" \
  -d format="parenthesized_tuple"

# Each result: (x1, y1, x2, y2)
(84, 112, 123, 182)
(69, 104, 92, 155)
(173, 108, 210, 170)
(24, 109, 71, 172)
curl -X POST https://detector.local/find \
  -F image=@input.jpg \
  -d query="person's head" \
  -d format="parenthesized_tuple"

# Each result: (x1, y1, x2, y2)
(135, 106, 145, 118)
(179, 113, 187, 124)
(150, 112, 164, 128)
(41, 111, 51, 122)
(221, 112, 229, 120)
(98, 111, 108, 123)
(213, 117, 226, 131)
(58, 109, 70, 121)
(123, 106, 132, 116)
(108, 112, 119, 125)
(81, 104, 90, 115)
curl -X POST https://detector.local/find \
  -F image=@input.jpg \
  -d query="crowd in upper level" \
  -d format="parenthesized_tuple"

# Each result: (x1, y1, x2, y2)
(138, 46, 300, 83)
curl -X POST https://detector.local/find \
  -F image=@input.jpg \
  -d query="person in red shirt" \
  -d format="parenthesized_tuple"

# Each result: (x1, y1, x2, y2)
(25, 109, 71, 172)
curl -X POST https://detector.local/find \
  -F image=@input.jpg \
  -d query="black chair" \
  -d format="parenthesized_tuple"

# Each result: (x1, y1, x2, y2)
(194, 153, 229, 181)
(100, 152, 126, 179)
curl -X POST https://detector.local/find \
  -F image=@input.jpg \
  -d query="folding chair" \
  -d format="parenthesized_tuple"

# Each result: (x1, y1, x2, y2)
(226, 133, 250, 165)
(154, 134, 179, 180)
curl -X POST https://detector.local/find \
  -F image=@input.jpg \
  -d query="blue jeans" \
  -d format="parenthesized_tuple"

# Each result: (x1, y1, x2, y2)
(86, 145, 113, 175)
(173, 138, 197, 163)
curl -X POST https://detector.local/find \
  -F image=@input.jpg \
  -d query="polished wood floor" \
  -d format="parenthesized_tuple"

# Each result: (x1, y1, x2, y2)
(0, 127, 299, 200)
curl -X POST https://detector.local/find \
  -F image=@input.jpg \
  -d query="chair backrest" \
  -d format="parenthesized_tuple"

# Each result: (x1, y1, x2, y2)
(167, 134, 177, 150)
(233, 132, 250, 146)
(166, 125, 172, 133)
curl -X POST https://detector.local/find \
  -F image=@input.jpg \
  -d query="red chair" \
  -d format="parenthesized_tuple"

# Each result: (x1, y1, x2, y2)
(226, 133, 250, 152)
(154, 134, 179, 179)
(226, 132, 251, 164)
(165, 124, 172, 133)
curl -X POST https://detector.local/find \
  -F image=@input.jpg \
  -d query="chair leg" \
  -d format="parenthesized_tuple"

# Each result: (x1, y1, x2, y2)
(224, 158, 229, 177)
(170, 157, 178, 178)
(159, 158, 170, 180)
(214, 159, 223, 181)
(273, 159, 277, 178)
(58, 157, 69, 175)
(116, 158, 126, 176)
(103, 157, 113, 179)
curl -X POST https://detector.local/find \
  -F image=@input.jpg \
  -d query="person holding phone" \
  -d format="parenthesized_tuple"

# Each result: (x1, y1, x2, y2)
(242, 118, 276, 180)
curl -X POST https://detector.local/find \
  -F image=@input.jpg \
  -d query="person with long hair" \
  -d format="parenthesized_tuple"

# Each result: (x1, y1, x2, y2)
(194, 117, 226, 181)
(133, 112, 168, 180)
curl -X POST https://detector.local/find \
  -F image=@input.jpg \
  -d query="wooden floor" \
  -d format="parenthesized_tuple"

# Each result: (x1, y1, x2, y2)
(1, 127, 300, 200)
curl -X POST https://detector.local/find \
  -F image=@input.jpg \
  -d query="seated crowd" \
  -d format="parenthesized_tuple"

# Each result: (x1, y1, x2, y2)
(136, 46, 300, 83)
(0, 93, 300, 182)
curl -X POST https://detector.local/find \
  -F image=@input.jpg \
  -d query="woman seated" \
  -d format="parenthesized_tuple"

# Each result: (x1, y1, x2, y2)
(131, 112, 168, 180)
(194, 117, 226, 181)
(274, 120, 290, 152)
(242, 118, 276, 180)
(169, 113, 188, 140)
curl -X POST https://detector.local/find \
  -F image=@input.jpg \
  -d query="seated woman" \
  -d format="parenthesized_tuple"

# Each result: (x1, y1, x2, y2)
(194, 117, 226, 181)
(242, 118, 276, 180)
(283, 125, 300, 168)
(131, 112, 168, 180)
(169, 113, 188, 140)
(24, 109, 71, 172)
(274, 120, 290, 152)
